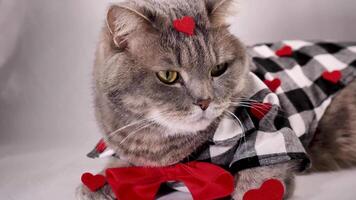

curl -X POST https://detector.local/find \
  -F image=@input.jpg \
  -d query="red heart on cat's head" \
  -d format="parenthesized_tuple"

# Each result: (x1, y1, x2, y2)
(81, 173, 106, 192)
(173, 16, 195, 36)
(264, 78, 281, 92)
(243, 179, 285, 200)
(276, 45, 293, 57)
(250, 103, 272, 120)
(322, 70, 342, 84)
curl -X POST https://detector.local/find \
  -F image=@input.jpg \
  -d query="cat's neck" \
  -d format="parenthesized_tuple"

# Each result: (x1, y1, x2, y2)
(108, 117, 219, 167)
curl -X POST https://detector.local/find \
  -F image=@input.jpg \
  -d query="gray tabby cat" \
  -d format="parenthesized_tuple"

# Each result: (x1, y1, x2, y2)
(77, 0, 356, 199)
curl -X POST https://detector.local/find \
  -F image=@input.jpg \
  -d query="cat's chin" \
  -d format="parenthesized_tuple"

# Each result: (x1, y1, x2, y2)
(167, 119, 212, 135)
(151, 117, 212, 136)
(155, 114, 216, 136)
(149, 108, 222, 136)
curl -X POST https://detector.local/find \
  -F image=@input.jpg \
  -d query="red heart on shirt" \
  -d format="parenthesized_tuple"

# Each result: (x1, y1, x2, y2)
(95, 139, 107, 153)
(81, 173, 106, 192)
(243, 179, 285, 200)
(322, 70, 342, 84)
(250, 103, 272, 120)
(264, 78, 281, 92)
(173, 16, 195, 36)
(276, 45, 293, 57)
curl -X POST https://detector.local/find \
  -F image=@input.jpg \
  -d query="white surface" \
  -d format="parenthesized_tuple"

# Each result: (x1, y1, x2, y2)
(1, 144, 356, 200)
(1, 0, 356, 200)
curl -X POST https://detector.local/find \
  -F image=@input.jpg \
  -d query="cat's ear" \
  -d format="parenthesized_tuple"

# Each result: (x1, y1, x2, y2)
(106, 4, 155, 50)
(205, 0, 235, 26)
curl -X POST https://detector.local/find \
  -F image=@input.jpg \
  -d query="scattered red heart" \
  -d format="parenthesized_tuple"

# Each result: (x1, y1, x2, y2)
(276, 45, 293, 57)
(173, 16, 196, 36)
(322, 70, 342, 84)
(264, 78, 281, 92)
(81, 173, 107, 192)
(250, 103, 272, 120)
(243, 179, 285, 200)
(95, 139, 107, 153)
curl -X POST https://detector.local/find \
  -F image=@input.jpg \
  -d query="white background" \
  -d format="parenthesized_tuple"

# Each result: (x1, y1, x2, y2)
(1, 0, 356, 200)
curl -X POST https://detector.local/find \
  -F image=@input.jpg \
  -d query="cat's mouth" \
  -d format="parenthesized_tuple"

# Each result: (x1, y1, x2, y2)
(196, 115, 208, 121)
(148, 105, 223, 135)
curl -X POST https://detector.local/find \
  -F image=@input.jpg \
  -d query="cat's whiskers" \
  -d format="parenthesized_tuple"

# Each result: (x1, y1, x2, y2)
(233, 102, 287, 119)
(223, 111, 247, 152)
(107, 111, 168, 141)
(224, 110, 245, 134)
(107, 118, 147, 138)
(232, 97, 286, 113)
(118, 120, 157, 146)
(230, 102, 269, 117)
(232, 102, 272, 112)
(109, 111, 172, 146)
(228, 101, 284, 129)
(231, 97, 261, 102)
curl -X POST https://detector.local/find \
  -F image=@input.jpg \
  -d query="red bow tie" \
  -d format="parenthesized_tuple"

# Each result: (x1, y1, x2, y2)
(105, 162, 234, 200)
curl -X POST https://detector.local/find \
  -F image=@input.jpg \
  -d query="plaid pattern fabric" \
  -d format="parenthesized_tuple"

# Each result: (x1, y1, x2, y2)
(87, 41, 356, 195)
(186, 40, 356, 172)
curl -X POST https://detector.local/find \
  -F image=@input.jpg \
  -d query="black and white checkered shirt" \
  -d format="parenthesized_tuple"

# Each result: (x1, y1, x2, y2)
(89, 41, 356, 189)
(177, 41, 353, 172)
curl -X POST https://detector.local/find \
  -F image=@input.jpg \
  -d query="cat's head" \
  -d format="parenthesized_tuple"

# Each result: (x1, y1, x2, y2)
(95, 0, 248, 135)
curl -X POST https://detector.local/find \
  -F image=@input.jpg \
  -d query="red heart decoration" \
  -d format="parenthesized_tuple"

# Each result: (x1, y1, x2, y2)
(275, 45, 293, 57)
(250, 103, 272, 120)
(322, 70, 342, 84)
(243, 179, 285, 200)
(95, 139, 107, 153)
(173, 16, 195, 36)
(81, 173, 107, 192)
(264, 78, 281, 92)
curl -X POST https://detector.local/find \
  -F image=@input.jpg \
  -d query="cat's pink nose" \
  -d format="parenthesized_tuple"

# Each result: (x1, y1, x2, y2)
(194, 98, 211, 111)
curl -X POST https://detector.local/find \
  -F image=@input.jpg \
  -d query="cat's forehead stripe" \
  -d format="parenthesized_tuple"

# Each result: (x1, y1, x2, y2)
(172, 32, 214, 69)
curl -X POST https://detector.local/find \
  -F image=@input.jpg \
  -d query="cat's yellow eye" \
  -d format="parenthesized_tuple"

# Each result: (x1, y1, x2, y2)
(156, 71, 179, 84)
(211, 63, 229, 77)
